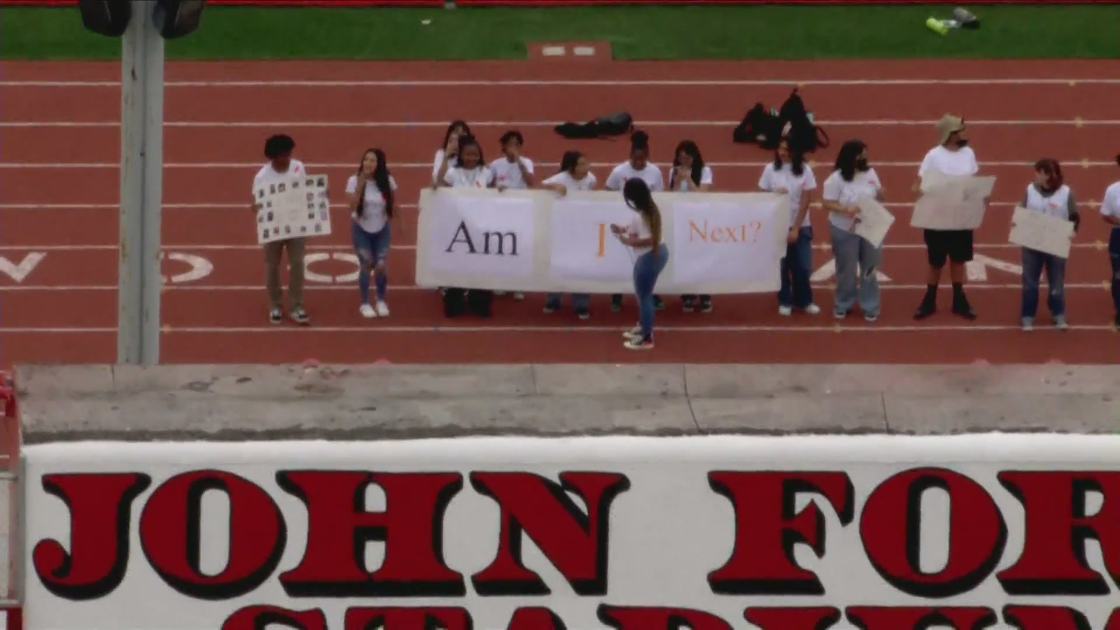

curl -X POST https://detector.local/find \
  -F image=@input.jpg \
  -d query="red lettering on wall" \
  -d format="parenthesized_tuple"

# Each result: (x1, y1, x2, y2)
(707, 471, 854, 595)
(276, 471, 465, 597)
(31, 473, 151, 600)
(997, 471, 1119, 595)
(343, 607, 470, 630)
(1004, 606, 1119, 630)
(744, 607, 842, 630)
(507, 607, 568, 630)
(847, 606, 998, 629)
(139, 470, 286, 599)
(598, 605, 733, 630)
(470, 471, 630, 596)
(222, 605, 327, 630)
(860, 468, 1006, 598)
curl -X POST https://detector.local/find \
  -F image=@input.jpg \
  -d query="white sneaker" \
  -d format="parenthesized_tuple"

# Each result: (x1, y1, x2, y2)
(513, 292, 525, 301)
(360, 303, 377, 319)
(376, 301, 390, 317)
(622, 325, 642, 340)
(1021, 317, 1034, 331)
(805, 304, 821, 315)
(1054, 316, 1069, 330)
(778, 305, 793, 317)
(624, 337, 655, 351)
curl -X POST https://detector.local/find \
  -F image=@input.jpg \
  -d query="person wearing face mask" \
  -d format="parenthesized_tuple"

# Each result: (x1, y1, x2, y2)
(821, 139, 885, 322)
(1019, 159, 1079, 331)
(913, 114, 980, 321)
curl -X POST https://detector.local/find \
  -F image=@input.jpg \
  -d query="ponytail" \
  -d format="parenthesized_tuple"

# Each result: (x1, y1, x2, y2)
(645, 204, 662, 247)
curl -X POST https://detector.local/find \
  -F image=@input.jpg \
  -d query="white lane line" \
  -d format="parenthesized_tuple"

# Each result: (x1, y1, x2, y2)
(0, 243, 1109, 252)
(3, 119, 1116, 128)
(2, 160, 1116, 169)
(1, 324, 1113, 333)
(0, 201, 1052, 211)
(3, 78, 1117, 88)
(0, 283, 1108, 292)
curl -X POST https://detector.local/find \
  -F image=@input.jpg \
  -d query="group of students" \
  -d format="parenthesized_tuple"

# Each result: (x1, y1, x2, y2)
(251, 116, 1120, 347)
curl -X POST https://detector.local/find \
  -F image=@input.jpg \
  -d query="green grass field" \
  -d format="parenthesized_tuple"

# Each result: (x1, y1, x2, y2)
(2, 4, 1118, 60)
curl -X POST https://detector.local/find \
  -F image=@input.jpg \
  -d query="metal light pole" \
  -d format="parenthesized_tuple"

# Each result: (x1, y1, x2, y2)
(117, 0, 164, 365)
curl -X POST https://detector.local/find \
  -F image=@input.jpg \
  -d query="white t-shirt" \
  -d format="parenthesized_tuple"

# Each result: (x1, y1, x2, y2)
(919, 145, 979, 178)
(759, 162, 818, 229)
(822, 168, 883, 232)
(605, 162, 664, 192)
(347, 174, 398, 234)
(489, 157, 535, 190)
(672, 165, 714, 192)
(444, 165, 492, 189)
(1101, 182, 1120, 227)
(252, 159, 307, 193)
(543, 171, 597, 193)
(626, 213, 654, 257)
(1023, 184, 1073, 221)
(432, 149, 460, 183)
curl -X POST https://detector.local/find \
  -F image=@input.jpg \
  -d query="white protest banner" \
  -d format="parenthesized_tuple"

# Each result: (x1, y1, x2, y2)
(254, 174, 332, 244)
(416, 189, 788, 294)
(1009, 206, 1075, 259)
(854, 196, 896, 248)
(911, 173, 997, 231)
(22, 435, 1120, 629)
(549, 199, 634, 282)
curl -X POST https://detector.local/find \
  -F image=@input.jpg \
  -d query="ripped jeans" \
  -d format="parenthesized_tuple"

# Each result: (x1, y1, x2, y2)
(1020, 247, 1066, 319)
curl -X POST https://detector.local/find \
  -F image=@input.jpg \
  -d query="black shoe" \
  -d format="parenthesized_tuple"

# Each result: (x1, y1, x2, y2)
(700, 296, 713, 313)
(913, 300, 937, 320)
(654, 295, 665, 311)
(611, 294, 623, 313)
(952, 295, 977, 321)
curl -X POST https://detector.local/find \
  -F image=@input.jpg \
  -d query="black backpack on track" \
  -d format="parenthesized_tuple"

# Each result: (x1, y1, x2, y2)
(555, 111, 634, 140)
(732, 90, 829, 154)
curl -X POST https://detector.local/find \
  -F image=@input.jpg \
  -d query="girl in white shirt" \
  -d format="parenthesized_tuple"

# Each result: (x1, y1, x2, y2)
(346, 148, 397, 319)
(1101, 154, 1120, 328)
(670, 140, 714, 314)
(431, 120, 472, 186)
(1018, 159, 1080, 331)
(759, 138, 820, 317)
(605, 131, 664, 313)
(435, 135, 494, 318)
(613, 178, 669, 351)
(821, 139, 885, 322)
(488, 129, 535, 300)
(542, 150, 597, 319)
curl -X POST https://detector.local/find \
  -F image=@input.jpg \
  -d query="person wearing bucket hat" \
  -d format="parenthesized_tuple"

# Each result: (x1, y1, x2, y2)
(912, 114, 981, 321)
(1100, 153, 1120, 328)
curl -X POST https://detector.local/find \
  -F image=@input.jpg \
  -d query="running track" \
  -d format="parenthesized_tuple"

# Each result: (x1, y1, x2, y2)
(1, 59, 1118, 365)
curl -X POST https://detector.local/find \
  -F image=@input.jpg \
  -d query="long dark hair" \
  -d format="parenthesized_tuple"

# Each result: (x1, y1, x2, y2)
(623, 178, 662, 247)
(355, 148, 394, 219)
(559, 150, 584, 175)
(1034, 158, 1064, 192)
(834, 139, 869, 183)
(630, 130, 650, 162)
(456, 134, 485, 167)
(775, 139, 806, 177)
(672, 140, 706, 187)
(441, 120, 471, 150)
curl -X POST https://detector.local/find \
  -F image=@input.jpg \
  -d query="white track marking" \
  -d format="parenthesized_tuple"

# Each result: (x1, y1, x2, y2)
(0, 201, 1054, 211)
(3, 119, 1116, 128)
(2, 160, 1116, 169)
(0, 324, 1113, 334)
(0, 283, 1107, 292)
(2, 78, 1117, 88)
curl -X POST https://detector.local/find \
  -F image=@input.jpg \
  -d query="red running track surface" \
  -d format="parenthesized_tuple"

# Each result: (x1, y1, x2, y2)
(1, 60, 1118, 365)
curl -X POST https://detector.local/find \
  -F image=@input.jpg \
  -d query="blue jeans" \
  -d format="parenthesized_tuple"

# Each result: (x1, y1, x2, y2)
(830, 225, 881, 317)
(1021, 247, 1066, 319)
(779, 226, 814, 308)
(351, 221, 391, 303)
(1110, 228, 1119, 315)
(634, 244, 669, 339)
(545, 292, 591, 312)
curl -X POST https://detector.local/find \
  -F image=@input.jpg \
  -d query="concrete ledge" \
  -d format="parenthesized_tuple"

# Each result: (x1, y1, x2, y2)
(13, 364, 1119, 443)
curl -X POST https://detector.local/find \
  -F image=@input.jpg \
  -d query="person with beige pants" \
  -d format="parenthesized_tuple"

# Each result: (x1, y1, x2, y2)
(253, 134, 310, 325)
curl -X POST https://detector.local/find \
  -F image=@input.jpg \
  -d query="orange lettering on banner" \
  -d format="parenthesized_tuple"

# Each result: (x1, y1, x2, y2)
(689, 220, 764, 244)
(597, 223, 607, 258)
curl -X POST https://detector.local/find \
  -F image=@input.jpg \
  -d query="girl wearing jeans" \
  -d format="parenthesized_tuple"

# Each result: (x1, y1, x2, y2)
(542, 150, 597, 319)
(821, 140, 885, 322)
(1101, 154, 1120, 329)
(347, 148, 397, 319)
(1019, 159, 1079, 331)
(759, 138, 820, 317)
(615, 179, 668, 351)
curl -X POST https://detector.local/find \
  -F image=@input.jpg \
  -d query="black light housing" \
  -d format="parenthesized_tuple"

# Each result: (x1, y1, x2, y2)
(78, 0, 132, 37)
(153, 0, 206, 39)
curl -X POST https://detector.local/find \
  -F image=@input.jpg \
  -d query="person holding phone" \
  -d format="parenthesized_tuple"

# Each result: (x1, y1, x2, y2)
(347, 148, 397, 319)
(252, 134, 309, 326)
(605, 130, 665, 313)
(432, 120, 471, 186)
(615, 178, 669, 351)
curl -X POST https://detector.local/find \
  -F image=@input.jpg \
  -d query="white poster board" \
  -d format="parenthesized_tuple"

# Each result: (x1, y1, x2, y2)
(1009, 206, 1075, 259)
(254, 174, 332, 244)
(854, 196, 896, 248)
(911, 173, 997, 231)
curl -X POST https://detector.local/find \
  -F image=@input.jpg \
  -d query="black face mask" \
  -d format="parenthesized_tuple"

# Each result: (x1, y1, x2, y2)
(956, 138, 970, 148)
(855, 158, 870, 172)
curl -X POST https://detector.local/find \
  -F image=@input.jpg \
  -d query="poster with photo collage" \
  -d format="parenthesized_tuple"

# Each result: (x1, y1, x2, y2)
(254, 174, 332, 244)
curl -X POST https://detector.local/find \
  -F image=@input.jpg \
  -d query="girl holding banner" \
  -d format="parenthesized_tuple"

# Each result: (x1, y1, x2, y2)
(759, 138, 821, 317)
(670, 140, 715, 314)
(1018, 159, 1079, 331)
(615, 179, 668, 351)
(542, 150, 597, 320)
(606, 131, 665, 314)
(822, 140, 885, 322)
